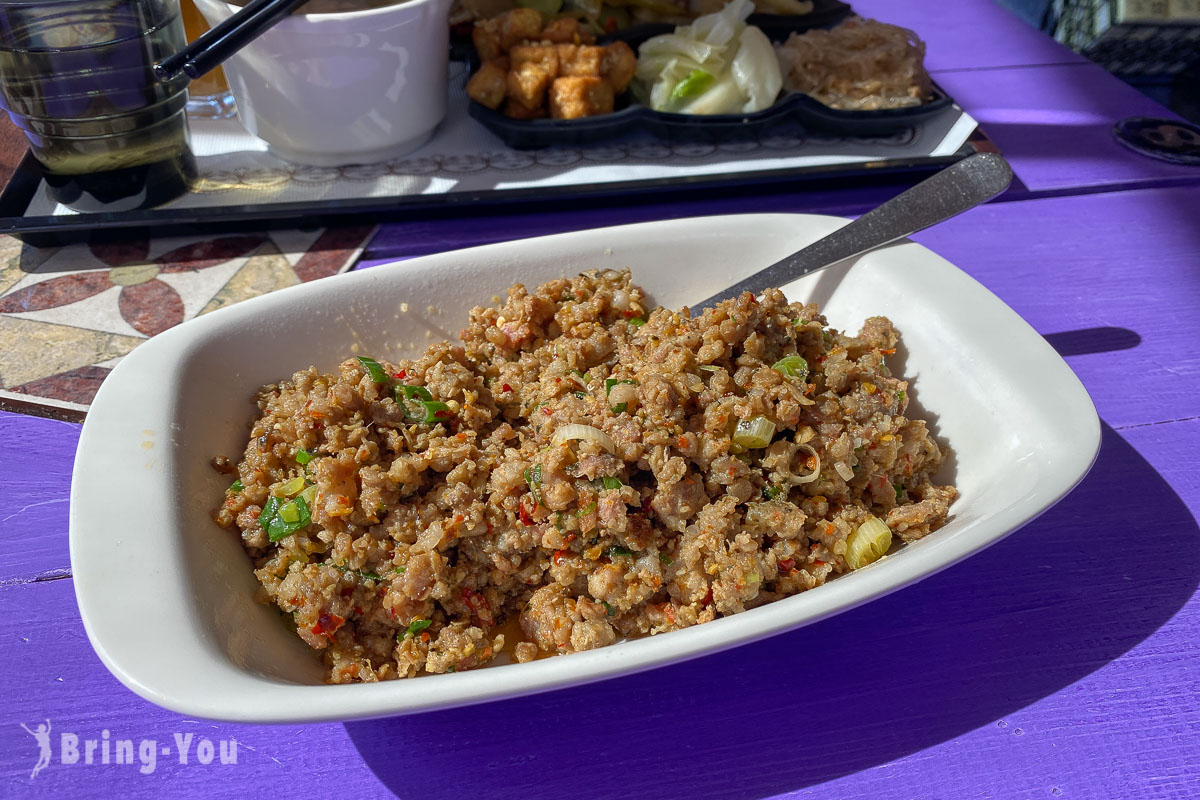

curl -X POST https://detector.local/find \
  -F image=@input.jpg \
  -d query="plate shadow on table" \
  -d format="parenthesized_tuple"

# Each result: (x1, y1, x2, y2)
(345, 418, 1197, 800)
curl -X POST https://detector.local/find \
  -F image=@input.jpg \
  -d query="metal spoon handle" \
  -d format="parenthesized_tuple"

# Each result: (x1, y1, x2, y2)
(691, 153, 1013, 314)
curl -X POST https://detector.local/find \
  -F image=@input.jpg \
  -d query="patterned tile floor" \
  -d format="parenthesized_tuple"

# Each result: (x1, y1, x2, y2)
(0, 224, 375, 418)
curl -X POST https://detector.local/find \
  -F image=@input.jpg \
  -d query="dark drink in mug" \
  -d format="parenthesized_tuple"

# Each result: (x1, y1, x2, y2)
(0, 0, 197, 212)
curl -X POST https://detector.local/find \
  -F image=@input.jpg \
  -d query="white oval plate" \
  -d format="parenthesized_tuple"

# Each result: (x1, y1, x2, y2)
(70, 213, 1099, 723)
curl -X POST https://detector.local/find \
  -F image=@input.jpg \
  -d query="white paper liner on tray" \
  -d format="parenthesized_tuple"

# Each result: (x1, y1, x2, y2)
(26, 63, 978, 217)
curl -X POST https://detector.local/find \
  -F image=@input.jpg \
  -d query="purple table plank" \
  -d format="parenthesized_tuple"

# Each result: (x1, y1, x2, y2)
(909, 184, 1200, 430)
(848, 0, 1087, 71)
(934, 63, 1200, 192)
(0, 414, 77, 583)
(0, 579, 366, 799)
(4, 414, 1197, 798)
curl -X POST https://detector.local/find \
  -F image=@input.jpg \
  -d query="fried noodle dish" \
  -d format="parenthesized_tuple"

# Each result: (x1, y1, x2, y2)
(212, 270, 956, 683)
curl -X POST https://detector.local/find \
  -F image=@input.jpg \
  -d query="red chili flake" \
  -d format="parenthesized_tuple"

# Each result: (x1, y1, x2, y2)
(622, 310, 635, 319)
(664, 603, 678, 624)
(392, 370, 407, 379)
(434, 409, 453, 421)
(542, 407, 552, 416)
(565, 532, 577, 543)
(420, 631, 431, 643)
(879, 348, 896, 356)
(813, 559, 827, 566)
(677, 435, 688, 449)
(486, 520, 494, 535)
(311, 613, 345, 636)
(519, 500, 534, 526)
(778, 557, 796, 572)
(555, 377, 562, 383)
(702, 588, 713, 606)
(502, 383, 513, 393)
(553, 549, 569, 565)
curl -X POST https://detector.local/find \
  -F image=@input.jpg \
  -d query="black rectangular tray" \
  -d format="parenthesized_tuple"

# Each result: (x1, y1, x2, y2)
(0, 0, 984, 248)
(0, 142, 981, 248)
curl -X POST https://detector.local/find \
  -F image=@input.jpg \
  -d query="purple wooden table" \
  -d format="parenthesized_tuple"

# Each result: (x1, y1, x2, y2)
(4, 2, 1200, 797)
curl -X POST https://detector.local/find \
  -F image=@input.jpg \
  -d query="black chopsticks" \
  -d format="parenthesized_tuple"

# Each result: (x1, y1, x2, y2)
(154, 0, 310, 82)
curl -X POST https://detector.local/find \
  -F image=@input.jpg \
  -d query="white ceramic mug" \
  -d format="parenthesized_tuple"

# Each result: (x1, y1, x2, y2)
(192, 0, 452, 166)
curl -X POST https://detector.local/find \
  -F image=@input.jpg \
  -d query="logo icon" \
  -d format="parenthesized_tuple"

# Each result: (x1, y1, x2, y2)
(20, 719, 52, 779)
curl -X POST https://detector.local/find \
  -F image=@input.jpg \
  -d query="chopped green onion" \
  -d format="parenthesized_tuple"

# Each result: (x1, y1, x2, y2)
(356, 356, 389, 384)
(576, 501, 598, 518)
(396, 384, 433, 402)
(298, 484, 318, 507)
(894, 483, 905, 503)
(608, 546, 634, 558)
(296, 449, 315, 465)
(763, 485, 782, 500)
(601, 601, 616, 616)
(574, 391, 587, 399)
(698, 365, 720, 372)
(359, 570, 382, 581)
(771, 354, 809, 381)
(668, 69, 714, 109)
(629, 317, 646, 327)
(601, 476, 623, 490)
(263, 495, 311, 542)
(394, 566, 406, 574)
(276, 476, 307, 497)
(570, 369, 591, 382)
(562, 292, 576, 301)
(228, 479, 243, 493)
(404, 399, 453, 424)
(658, 552, 673, 566)
(846, 515, 892, 570)
(611, 402, 628, 414)
(897, 389, 906, 404)
(524, 463, 543, 506)
(732, 416, 776, 449)
(400, 618, 432, 640)
(605, 378, 637, 396)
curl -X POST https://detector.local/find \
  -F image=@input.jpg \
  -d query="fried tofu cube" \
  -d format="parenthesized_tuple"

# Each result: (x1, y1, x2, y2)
(503, 99, 548, 119)
(541, 16, 595, 45)
(556, 44, 604, 77)
(601, 41, 637, 93)
(509, 44, 559, 77)
(466, 59, 509, 110)
(471, 17, 503, 61)
(507, 61, 554, 110)
(549, 76, 614, 119)
(500, 7, 544, 50)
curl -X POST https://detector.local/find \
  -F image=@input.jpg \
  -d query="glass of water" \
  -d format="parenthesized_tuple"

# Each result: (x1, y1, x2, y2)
(0, 0, 198, 212)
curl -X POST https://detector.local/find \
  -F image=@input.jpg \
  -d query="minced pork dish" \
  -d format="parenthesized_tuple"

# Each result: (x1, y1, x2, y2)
(211, 270, 956, 683)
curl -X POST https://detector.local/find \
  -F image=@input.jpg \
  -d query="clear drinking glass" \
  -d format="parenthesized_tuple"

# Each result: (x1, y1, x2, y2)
(0, 0, 198, 211)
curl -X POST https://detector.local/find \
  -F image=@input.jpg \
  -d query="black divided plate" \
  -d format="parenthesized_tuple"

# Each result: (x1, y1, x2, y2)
(470, 85, 952, 148)
(469, 17, 950, 149)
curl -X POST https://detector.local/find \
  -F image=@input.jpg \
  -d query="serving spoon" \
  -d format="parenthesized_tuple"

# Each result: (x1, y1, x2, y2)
(691, 152, 1014, 314)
